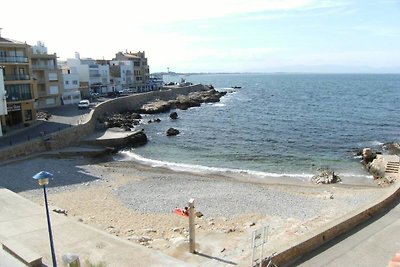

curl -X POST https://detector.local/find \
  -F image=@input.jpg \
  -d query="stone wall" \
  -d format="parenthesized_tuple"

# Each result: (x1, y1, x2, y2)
(0, 84, 207, 162)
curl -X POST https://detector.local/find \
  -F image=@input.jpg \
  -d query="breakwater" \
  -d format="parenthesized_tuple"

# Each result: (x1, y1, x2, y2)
(0, 84, 208, 162)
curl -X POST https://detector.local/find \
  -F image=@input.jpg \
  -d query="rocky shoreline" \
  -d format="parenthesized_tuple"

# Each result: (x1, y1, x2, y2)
(95, 88, 227, 134)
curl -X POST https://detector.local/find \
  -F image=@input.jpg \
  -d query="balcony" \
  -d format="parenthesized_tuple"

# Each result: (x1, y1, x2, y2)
(0, 56, 29, 63)
(32, 64, 55, 70)
(4, 74, 30, 81)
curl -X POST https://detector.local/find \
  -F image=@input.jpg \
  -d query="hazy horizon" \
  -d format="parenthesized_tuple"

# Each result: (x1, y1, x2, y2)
(1, 0, 399, 73)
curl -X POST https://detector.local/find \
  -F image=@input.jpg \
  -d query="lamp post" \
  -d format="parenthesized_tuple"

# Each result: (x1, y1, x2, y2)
(33, 171, 57, 267)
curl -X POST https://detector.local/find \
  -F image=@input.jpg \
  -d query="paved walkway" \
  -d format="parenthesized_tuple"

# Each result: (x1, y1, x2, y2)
(0, 104, 92, 149)
(294, 197, 400, 267)
(0, 187, 188, 267)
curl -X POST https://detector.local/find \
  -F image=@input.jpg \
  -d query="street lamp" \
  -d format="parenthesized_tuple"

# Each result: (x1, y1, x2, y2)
(33, 171, 57, 267)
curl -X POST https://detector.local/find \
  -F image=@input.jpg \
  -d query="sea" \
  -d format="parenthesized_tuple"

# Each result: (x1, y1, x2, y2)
(116, 73, 400, 184)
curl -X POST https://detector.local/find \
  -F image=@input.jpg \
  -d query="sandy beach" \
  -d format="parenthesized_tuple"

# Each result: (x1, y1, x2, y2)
(0, 153, 389, 265)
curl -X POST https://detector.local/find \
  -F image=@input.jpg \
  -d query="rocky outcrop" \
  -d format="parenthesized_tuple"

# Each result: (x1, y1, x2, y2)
(360, 147, 399, 186)
(383, 142, 400, 155)
(361, 147, 377, 164)
(127, 130, 148, 147)
(140, 100, 172, 114)
(312, 169, 341, 184)
(139, 89, 228, 113)
(99, 111, 142, 130)
(166, 128, 180, 136)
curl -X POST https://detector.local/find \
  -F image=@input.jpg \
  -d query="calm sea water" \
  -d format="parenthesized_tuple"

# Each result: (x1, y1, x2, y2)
(118, 73, 400, 182)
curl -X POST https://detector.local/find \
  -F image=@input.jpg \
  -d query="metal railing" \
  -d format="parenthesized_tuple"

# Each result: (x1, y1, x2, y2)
(0, 56, 29, 63)
(3, 74, 30, 81)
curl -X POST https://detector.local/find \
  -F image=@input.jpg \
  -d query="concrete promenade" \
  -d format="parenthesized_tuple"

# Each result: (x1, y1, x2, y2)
(0, 187, 188, 267)
(295, 197, 400, 266)
(0, 105, 92, 149)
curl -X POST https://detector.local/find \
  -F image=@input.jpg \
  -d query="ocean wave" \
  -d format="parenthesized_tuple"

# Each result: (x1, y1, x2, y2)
(339, 173, 373, 179)
(212, 103, 226, 107)
(116, 150, 314, 180)
(358, 140, 384, 148)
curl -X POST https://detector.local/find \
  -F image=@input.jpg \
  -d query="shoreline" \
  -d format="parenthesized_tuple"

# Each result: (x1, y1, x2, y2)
(0, 154, 388, 265)
(116, 149, 378, 188)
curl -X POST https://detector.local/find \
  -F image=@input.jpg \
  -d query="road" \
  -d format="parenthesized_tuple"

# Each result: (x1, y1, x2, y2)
(294, 197, 400, 266)
(0, 104, 92, 149)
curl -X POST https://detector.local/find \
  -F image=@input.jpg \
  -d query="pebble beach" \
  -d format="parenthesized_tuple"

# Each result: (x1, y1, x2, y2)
(0, 154, 388, 265)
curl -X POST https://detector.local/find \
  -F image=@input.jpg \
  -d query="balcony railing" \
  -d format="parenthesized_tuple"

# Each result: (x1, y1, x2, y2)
(4, 74, 31, 81)
(32, 64, 55, 70)
(0, 56, 29, 63)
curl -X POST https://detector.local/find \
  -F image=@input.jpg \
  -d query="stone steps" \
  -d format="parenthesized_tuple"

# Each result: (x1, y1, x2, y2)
(386, 161, 400, 174)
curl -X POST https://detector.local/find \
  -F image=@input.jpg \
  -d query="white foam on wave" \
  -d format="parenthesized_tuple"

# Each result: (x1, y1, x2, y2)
(212, 103, 226, 107)
(358, 140, 384, 147)
(340, 173, 374, 179)
(117, 150, 314, 180)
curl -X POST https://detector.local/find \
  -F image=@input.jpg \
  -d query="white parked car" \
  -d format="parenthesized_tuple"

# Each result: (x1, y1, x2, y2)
(78, 100, 90, 109)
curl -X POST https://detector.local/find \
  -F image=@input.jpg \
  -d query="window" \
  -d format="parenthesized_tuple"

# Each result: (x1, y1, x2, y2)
(65, 80, 70, 85)
(48, 73, 58, 81)
(5, 84, 32, 101)
(72, 80, 78, 85)
(49, 86, 59, 94)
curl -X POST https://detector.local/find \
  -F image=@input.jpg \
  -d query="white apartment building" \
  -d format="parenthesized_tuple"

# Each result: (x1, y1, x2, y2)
(60, 64, 81, 105)
(67, 53, 111, 95)
(0, 69, 7, 136)
(109, 60, 134, 91)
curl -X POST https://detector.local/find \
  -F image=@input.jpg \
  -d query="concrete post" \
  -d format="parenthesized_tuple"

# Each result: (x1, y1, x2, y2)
(188, 198, 196, 253)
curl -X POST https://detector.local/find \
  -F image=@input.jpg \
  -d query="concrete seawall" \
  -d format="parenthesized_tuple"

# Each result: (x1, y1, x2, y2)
(269, 181, 400, 266)
(0, 84, 207, 162)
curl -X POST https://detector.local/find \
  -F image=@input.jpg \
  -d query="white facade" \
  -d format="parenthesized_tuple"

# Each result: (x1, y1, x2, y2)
(109, 60, 134, 89)
(67, 58, 89, 84)
(0, 70, 7, 136)
(67, 54, 110, 93)
(32, 41, 48, 54)
(61, 66, 81, 105)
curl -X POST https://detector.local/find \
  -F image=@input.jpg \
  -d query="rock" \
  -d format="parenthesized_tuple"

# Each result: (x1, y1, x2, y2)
(362, 148, 376, 164)
(103, 111, 142, 129)
(140, 100, 171, 114)
(166, 128, 180, 136)
(383, 142, 400, 155)
(138, 236, 152, 243)
(127, 130, 148, 146)
(312, 169, 341, 184)
(368, 156, 386, 178)
(195, 211, 203, 218)
(170, 112, 178, 120)
(244, 222, 256, 227)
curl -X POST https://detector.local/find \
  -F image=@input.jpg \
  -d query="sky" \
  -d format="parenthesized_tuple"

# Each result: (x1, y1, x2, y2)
(1, 0, 400, 73)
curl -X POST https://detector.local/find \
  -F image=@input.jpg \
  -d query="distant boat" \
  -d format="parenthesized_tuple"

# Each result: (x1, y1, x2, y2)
(231, 86, 241, 89)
